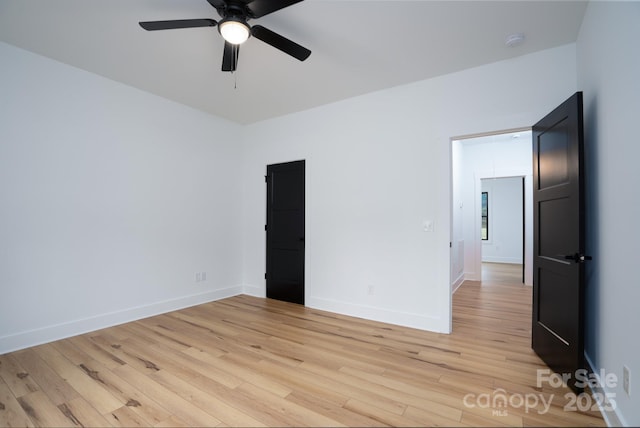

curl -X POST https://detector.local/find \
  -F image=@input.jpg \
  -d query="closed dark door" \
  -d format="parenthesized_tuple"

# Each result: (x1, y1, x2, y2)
(532, 92, 587, 391)
(266, 160, 305, 305)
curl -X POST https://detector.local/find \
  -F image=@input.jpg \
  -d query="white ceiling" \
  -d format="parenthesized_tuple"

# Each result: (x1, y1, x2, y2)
(0, 0, 588, 124)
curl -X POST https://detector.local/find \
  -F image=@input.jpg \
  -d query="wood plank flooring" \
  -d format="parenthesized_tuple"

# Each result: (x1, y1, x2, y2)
(0, 266, 605, 427)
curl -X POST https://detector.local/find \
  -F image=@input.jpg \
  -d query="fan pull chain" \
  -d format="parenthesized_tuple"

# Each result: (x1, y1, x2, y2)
(233, 44, 239, 89)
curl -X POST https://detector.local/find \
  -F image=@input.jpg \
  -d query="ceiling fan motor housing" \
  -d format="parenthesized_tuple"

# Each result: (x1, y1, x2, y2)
(221, 1, 251, 20)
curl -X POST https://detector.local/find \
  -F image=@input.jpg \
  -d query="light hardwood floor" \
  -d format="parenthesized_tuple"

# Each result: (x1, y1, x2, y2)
(1, 269, 604, 427)
(481, 262, 524, 285)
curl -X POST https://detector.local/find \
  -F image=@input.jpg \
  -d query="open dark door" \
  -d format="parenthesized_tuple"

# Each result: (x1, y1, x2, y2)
(532, 92, 587, 391)
(266, 160, 305, 305)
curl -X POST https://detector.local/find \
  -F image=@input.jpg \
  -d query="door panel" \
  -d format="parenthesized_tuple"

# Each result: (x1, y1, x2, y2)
(538, 266, 573, 340)
(539, 198, 572, 258)
(273, 170, 304, 209)
(271, 249, 304, 283)
(532, 92, 585, 392)
(266, 160, 305, 305)
(537, 117, 570, 189)
(272, 210, 304, 243)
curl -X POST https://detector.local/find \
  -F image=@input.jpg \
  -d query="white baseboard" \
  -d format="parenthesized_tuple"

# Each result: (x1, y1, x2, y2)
(243, 285, 447, 333)
(451, 272, 465, 294)
(585, 353, 625, 427)
(243, 283, 265, 298)
(307, 296, 448, 333)
(481, 257, 523, 264)
(0, 285, 242, 355)
(464, 271, 480, 281)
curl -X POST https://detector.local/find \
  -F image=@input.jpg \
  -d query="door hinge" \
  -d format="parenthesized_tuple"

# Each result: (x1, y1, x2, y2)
(265, 175, 268, 183)
(265, 224, 268, 231)
(264, 273, 267, 280)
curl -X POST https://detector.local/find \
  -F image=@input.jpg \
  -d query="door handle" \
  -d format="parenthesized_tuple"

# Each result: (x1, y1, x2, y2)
(563, 253, 593, 263)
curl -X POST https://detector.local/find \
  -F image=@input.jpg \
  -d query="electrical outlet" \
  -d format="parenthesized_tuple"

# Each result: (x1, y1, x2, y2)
(368, 285, 375, 296)
(195, 272, 201, 282)
(201, 272, 207, 281)
(623, 365, 631, 396)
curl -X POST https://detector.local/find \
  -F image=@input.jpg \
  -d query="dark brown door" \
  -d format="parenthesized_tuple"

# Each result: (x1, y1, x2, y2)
(266, 160, 305, 305)
(532, 92, 587, 391)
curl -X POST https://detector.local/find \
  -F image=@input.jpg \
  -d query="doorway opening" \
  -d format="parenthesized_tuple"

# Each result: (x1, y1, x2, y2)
(450, 129, 533, 295)
(480, 175, 525, 283)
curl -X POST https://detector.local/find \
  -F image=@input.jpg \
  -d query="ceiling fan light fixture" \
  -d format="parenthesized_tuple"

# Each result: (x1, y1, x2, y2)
(219, 18, 250, 45)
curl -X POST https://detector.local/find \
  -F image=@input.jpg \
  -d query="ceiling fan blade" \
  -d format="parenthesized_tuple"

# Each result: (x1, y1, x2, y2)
(222, 41, 240, 72)
(246, 0, 303, 18)
(139, 19, 217, 31)
(251, 25, 311, 61)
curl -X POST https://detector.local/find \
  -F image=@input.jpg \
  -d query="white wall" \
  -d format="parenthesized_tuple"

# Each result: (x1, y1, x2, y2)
(577, 2, 640, 426)
(0, 41, 579, 352)
(0, 42, 244, 354)
(481, 176, 523, 264)
(456, 134, 533, 284)
(450, 139, 465, 291)
(242, 44, 576, 333)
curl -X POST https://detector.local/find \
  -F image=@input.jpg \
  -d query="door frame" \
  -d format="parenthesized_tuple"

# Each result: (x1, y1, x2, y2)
(449, 127, 534, 293)
(478, 174, 527, 279)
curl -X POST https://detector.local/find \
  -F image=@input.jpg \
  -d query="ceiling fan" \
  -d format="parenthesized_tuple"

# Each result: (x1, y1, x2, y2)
(139, 0, 311, 72)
